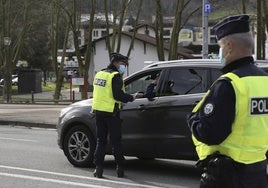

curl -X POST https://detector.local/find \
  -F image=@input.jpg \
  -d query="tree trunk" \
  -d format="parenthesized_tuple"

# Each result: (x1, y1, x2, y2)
(1, 0, 30, 103)
(126, 0, 143, 58)
(241, 0, 246, 13)
(83, 0, 96, 99)
(262, 0, 268, 59)
(104, 0, 112, 56)
(257, 0, 262, 59)
(50, 0, 67, 103)
(155, 0, 165, 61)
(168, 0, 183, 60)
(116, 0, 130, 52)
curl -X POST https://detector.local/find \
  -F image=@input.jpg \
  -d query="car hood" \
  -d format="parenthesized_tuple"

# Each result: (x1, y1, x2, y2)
(70, 98, 93, 107)
(59, 98, 93, 118)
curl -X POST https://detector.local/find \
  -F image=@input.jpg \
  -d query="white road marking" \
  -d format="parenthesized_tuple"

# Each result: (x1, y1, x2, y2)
(0, 137, 37, 142)
(0, 165, 163, 188)
(0, 172, 111, 188)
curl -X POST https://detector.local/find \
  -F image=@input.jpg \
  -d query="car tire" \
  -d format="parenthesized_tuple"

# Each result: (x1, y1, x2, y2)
(63, 125, 95, 167)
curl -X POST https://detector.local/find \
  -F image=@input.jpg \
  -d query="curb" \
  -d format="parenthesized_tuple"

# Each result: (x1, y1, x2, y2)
(0, 120, 56, 129)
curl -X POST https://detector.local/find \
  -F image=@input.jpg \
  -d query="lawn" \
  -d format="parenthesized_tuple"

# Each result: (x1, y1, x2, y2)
(11, 82, 72, 94)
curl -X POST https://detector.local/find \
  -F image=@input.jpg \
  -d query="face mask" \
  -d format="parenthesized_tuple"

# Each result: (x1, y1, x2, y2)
(118, 65, 126, 74)
(218, 47, 226, 65)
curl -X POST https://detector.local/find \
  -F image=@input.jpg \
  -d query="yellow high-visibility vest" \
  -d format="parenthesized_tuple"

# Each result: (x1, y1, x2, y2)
(92, 71, 121, 112)
(192, 72, 268, 164)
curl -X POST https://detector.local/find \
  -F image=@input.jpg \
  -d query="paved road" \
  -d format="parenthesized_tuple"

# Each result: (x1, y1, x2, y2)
(0, 125, 200, 188)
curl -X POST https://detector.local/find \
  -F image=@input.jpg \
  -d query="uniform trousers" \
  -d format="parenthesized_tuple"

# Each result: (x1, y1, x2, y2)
(235, 159, 267, 188)
(93, 111, 125, 167)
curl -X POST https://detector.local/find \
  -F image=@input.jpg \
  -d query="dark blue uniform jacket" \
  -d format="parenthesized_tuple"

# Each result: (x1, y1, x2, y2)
(187, 56, 268, 145)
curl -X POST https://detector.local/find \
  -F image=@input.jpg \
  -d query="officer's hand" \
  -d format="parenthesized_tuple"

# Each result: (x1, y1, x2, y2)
(132, 92, 143, 99)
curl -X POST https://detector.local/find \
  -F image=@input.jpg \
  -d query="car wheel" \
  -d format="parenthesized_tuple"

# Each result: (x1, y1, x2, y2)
(63, 125, 95, 167)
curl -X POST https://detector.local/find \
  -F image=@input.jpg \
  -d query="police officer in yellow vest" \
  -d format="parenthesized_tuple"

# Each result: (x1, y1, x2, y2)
(187, 15, 268, 188)
(92, 53, 137, 178)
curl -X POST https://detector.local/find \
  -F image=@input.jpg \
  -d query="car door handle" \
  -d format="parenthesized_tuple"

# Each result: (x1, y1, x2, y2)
(192, 101, 200, 107)
(138, 104, 146, 110)
(194, 101, 200, 105)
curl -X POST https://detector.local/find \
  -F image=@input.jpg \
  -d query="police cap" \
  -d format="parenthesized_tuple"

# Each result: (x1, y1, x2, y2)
(111, 52, 129, 65)
(212, 14, 250, 40)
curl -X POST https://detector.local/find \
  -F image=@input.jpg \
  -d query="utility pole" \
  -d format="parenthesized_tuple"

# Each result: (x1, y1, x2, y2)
(202, 0, 211, 59)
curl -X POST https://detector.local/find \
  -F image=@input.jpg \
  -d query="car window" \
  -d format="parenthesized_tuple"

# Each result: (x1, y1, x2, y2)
(125, 70, 162, 95)
(161, 68, 207, 96)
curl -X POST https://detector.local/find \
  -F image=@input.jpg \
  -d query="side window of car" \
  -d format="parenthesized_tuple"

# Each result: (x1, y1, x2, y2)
(125, 70, 161, 95)
(161, 68, 207, 96)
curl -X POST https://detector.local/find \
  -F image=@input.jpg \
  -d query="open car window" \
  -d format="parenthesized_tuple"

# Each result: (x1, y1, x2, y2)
(125, 70, 162, 96)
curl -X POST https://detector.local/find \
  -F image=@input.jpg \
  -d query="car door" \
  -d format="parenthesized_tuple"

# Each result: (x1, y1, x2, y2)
(120, 69, 163, 157)
(153, 67, 209, 159)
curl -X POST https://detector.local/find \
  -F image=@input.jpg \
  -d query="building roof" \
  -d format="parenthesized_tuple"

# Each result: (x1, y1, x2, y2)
(90, 31, 194, 59)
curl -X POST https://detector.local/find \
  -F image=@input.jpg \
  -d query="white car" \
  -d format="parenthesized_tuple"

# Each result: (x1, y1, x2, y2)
(0, 75, 18, 86)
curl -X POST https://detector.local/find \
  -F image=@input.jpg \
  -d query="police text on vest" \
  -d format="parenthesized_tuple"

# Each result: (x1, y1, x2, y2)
(250, 97, 268, 115)
(94, 78, 106, 87)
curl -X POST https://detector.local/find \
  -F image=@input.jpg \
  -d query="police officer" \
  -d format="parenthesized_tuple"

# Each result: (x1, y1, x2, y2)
(187, 15, 268, 188)
(92, 53, 137, 178)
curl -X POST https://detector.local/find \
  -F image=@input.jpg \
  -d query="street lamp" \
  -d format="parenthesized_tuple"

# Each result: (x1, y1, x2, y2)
(3, 37, 11, 47)
(2, 36, 11, 102)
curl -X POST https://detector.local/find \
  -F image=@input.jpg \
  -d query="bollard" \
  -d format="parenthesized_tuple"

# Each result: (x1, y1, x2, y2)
(31, 91, 34, 103)
(72, 90, 75, 103)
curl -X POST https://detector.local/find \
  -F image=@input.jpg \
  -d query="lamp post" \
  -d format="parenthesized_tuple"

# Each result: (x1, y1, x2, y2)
(2, 36, 11, 102)
(3, 37, 11, 47)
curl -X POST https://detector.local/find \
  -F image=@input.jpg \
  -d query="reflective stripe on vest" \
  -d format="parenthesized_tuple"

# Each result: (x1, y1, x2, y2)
(193, 72, 268, 164)
(92, 71, 121, 112)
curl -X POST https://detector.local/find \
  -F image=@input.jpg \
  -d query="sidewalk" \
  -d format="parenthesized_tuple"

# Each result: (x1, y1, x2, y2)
(0, 88, 91, 128)
(0, 103, 66, 128)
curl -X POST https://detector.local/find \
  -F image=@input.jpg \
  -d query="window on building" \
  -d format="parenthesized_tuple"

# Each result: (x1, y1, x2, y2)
(163, 29, 171, 37)
(101, 30, 107, 37)
(93, 30, 99, 37)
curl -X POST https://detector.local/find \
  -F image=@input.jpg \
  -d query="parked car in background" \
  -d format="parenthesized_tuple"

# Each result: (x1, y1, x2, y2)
(57, 59, 268, 167)
(0, 74, 18, 86)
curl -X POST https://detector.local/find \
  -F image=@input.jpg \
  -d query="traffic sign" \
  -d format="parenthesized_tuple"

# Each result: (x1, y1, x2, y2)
(204, 2, 211, 14)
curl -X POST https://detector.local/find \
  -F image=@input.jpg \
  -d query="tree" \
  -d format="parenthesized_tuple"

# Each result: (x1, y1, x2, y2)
(168, 0, 184, 60)
(154, 0, 199, 61)
(169, 0, 200, 60)
(22, 1, 51, 85)
(155, 0, 165, 61)
(126, 0, 143, 57)
(49, 0, 68, 102)
(257, 0, 263, 59)
(0, 0, 31, 102)
(104, 0, 133, 59)
(65, 0, 96, 99)
(241, 0, 246, 13)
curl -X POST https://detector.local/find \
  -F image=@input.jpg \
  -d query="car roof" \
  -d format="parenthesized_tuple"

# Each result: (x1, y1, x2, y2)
(143, 59, 221, 69)
(125, 59, 222, 79)
(255, 60, 268, 68)
(125, 59, 268, 79)
(142, 59, 268, 70)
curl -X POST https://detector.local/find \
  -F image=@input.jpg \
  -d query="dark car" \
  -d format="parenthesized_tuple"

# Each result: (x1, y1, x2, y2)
(57, 59, 268, 167)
